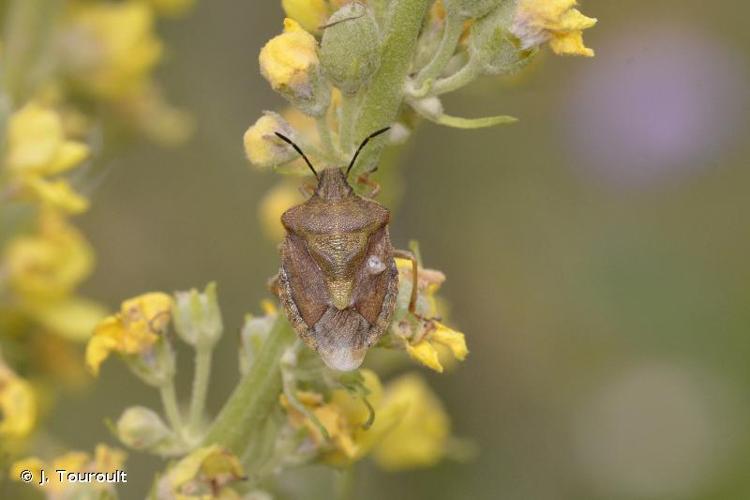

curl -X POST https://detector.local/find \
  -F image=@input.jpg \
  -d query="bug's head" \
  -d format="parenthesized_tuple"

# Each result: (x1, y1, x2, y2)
(274, 127, 390, 199)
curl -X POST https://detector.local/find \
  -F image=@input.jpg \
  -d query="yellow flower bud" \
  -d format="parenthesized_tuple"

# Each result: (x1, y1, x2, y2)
(243, 112, 297, 169)
(259, 19, 330, 116)
(282, 0, 329, 33)
(511, 0, 597, 57)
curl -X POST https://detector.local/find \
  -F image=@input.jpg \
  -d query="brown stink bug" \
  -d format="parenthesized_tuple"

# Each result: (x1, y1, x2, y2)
(271, 128, 421, 371)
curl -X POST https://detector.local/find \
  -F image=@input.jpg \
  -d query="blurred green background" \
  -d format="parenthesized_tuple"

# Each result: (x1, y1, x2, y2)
(50, 0, 750, 498)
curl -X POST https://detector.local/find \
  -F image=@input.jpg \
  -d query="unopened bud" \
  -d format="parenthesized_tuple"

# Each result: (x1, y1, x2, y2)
(116, 406, 173, 451)
(320, 3, 380, 95)
(243, 112, 298, 169)
(259, 19, 331, 116)
(173, 282, 223, 349)
(239, 303, 277, 375)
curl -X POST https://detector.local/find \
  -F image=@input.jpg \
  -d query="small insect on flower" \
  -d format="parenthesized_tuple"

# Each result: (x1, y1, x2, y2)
(271, 129, 422, 372)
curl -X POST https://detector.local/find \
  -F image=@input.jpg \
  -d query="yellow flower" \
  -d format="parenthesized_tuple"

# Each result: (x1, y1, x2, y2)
(86, 292, 173, 375)
(371, 373, 450, 470)
(282, 371, 453, 469)
(393, 258, 469, 373)
(5, 210, 94, 302)
(281, 390, 360, 460)
(22, 177, 89, 214)
(63, 2, 163, 99)
(0, 361, 37, 439)
(280, 369, 453, 470)
(260, 19, 318, 92)
(405, 323, 468, 373)
(258, 182, 305, 241)
(511, 0, 597, 57)
(6, 102, 89, 177)
(282, 0, 329, 33)
(4, 102, 90, 212)
(159, 445, 245, 499)
(10, 444, 126, 493)
(243, 112, 297, 169)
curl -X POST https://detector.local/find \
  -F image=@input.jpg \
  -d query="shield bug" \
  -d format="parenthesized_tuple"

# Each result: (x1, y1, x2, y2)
(271, 128, 421, 371)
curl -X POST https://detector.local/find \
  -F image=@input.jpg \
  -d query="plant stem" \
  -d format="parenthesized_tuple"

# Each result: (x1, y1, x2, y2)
(201, 316, 295, 455)
(160, 381, 184, 437)
(352, 0, 432, 175)
(335, 466, 356, 500)
(428, 58, 482, 96)
(188, 346, 213, 435)
(414, 14, 464, 90)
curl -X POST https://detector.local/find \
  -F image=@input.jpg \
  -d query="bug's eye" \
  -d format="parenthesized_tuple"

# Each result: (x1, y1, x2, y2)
(366, 255, 386, 275)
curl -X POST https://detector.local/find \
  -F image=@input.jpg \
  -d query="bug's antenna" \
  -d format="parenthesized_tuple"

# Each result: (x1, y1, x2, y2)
(274, 132, 318, 180)
(346, 127, 390, 178)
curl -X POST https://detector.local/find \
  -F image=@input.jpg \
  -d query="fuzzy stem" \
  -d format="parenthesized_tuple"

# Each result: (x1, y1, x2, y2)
(187, 346, 213, 435)
(414, 14, 464, 90)
(427, 58, 482, 96)
(335, 466, 356, 500)
(201, 316, 295, 455)
(160, 381, 184, 437)
(352, 0, 432, 175)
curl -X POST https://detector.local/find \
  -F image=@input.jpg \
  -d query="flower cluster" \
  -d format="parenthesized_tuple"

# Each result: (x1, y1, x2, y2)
(0, 0, 196, 462)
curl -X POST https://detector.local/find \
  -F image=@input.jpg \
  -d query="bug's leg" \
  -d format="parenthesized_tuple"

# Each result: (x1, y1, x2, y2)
(393, 249, 419, 315)
(393, 249, 443, 336)
(267, 272, 281, 297)
(356, 172, 380, 198)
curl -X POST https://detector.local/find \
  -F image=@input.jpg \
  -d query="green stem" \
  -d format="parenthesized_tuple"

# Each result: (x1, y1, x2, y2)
(352, 0, 432, 175)
(428, 58, 482, 96)
(202, 316, 295, 455)
(188, 346, 213, 435)
(414, 14, 464, 90)
(335, 466, 356, 500)
(160, 381, 184, 437)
